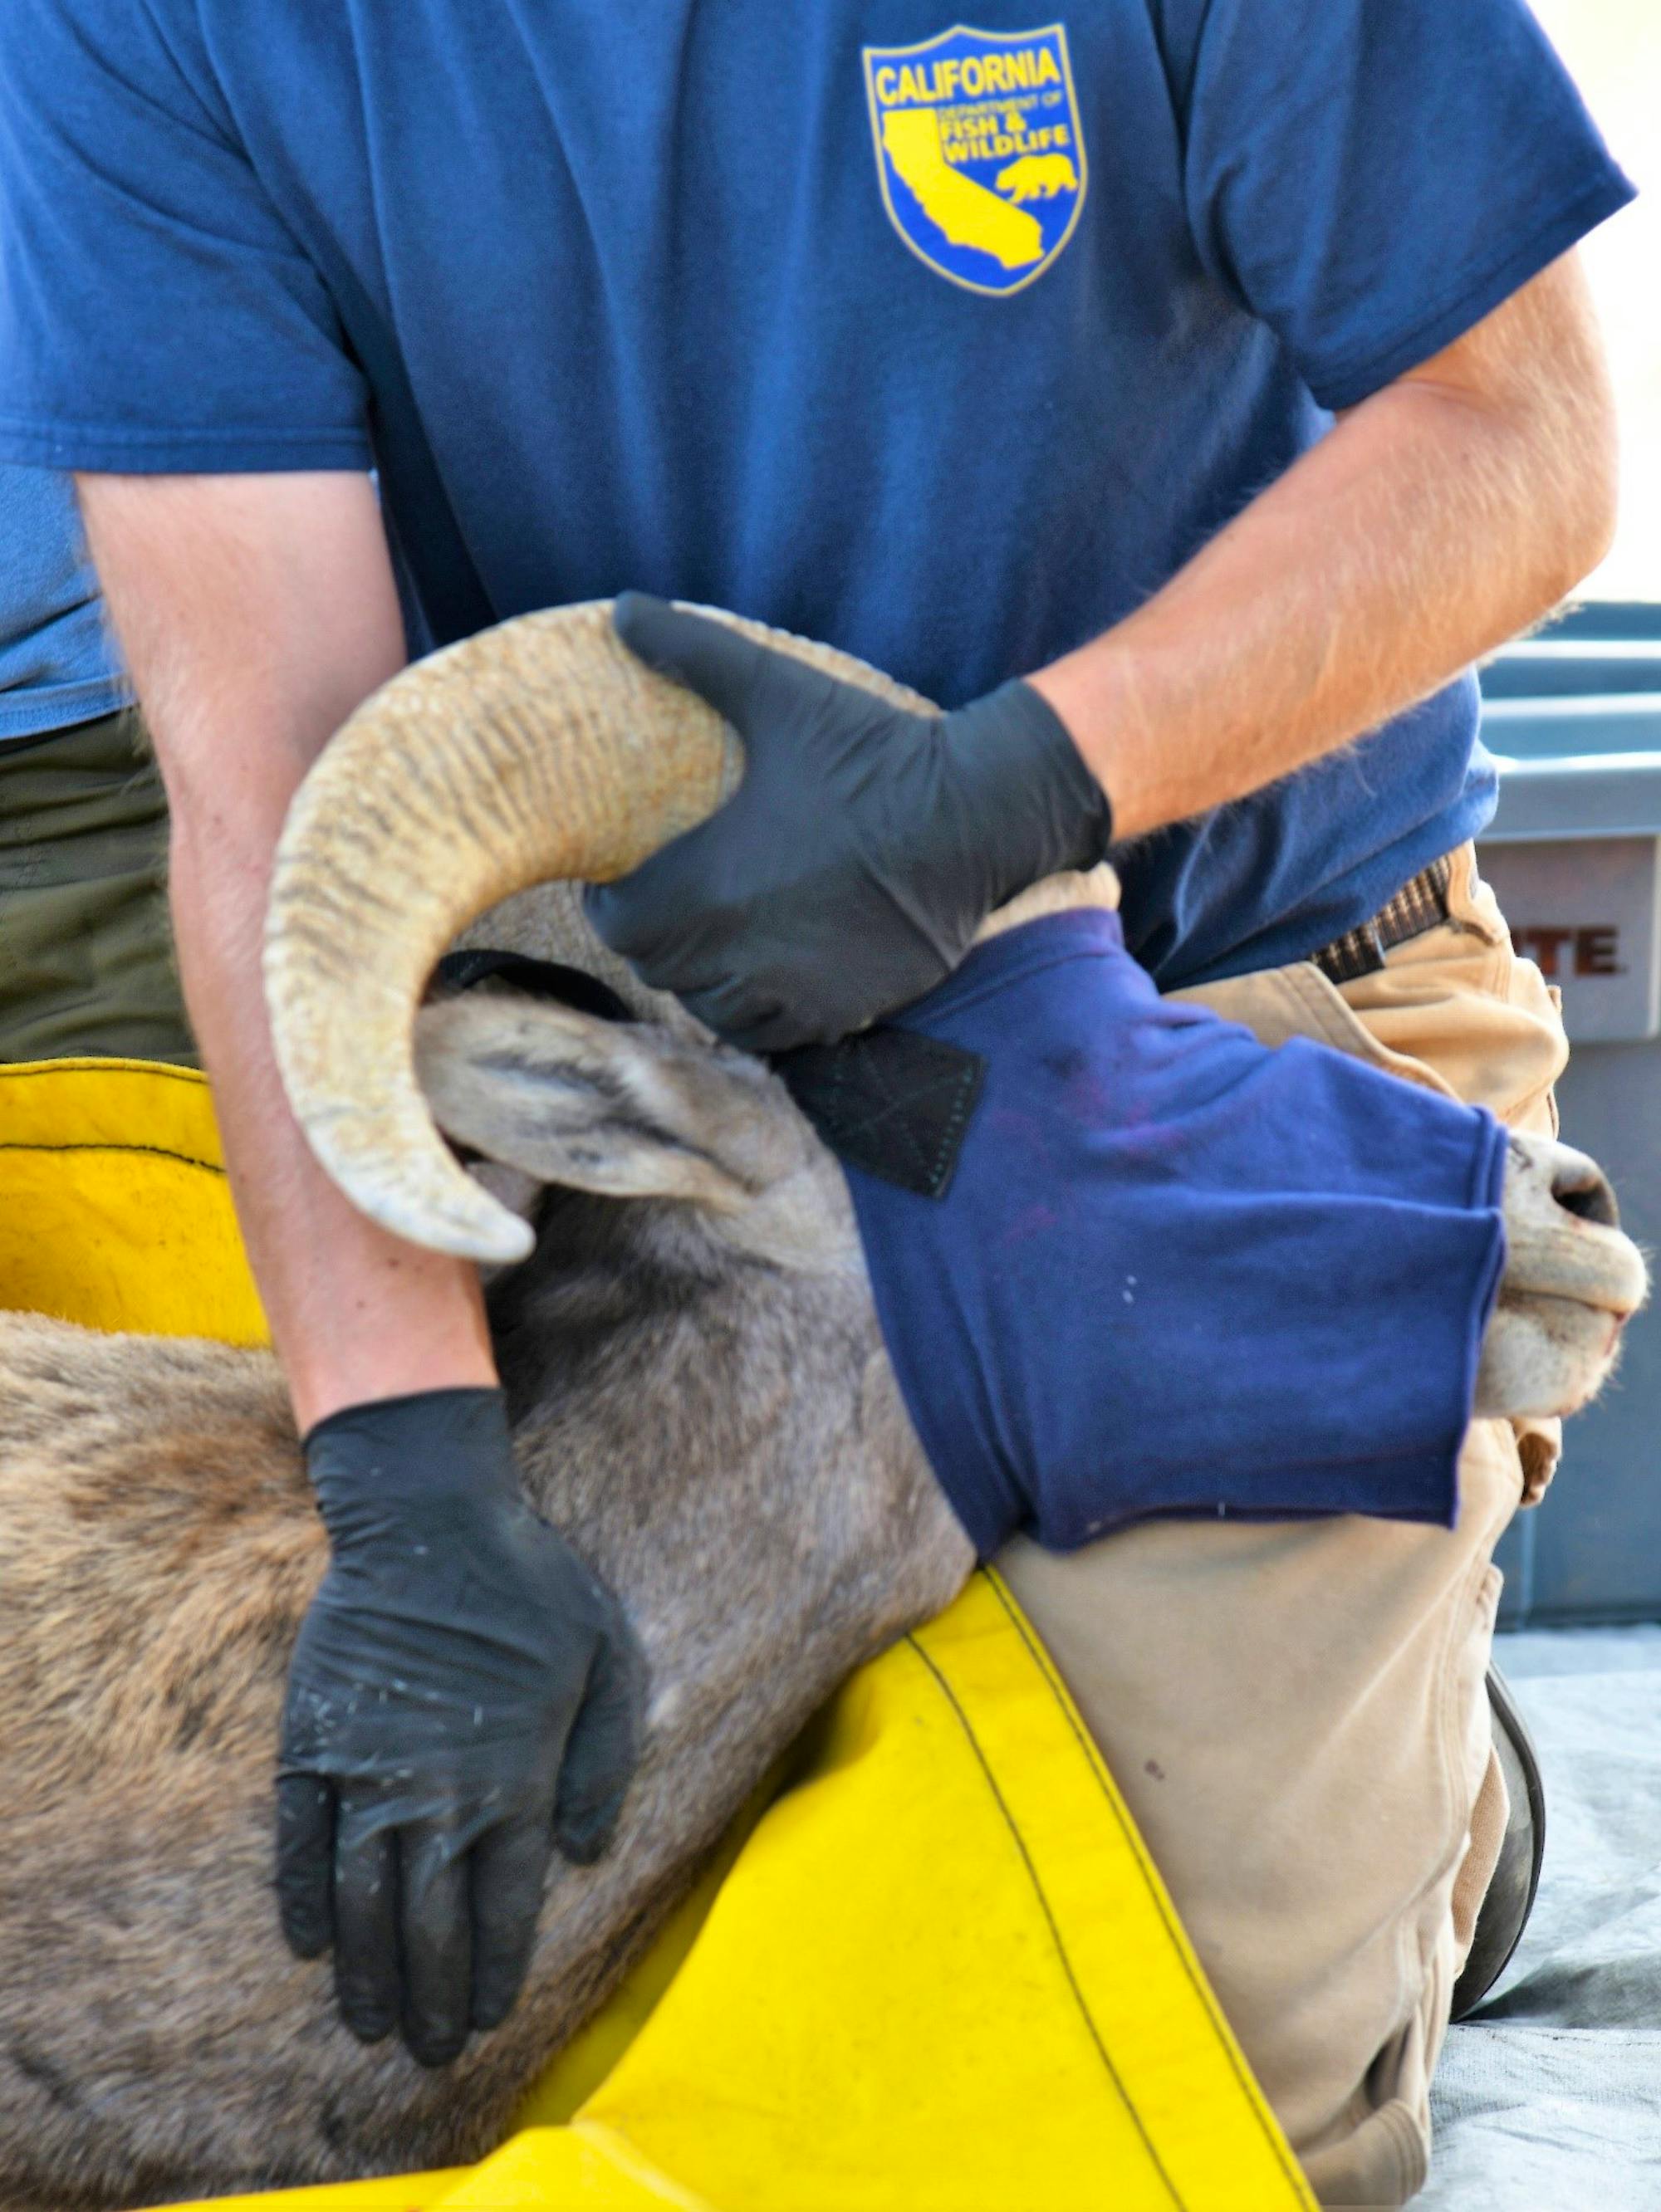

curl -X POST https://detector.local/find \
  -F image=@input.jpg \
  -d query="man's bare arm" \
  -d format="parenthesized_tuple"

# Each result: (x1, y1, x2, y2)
(78, 471, 496, 1432)
(1030, 250, 1619, 839)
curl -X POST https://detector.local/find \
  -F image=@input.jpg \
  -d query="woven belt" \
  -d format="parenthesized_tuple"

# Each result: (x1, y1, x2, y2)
(1309, 855, 1454, 986)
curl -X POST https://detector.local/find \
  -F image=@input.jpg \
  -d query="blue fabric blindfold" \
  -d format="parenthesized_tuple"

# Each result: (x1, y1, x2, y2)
(831, 910, 1507, 1558)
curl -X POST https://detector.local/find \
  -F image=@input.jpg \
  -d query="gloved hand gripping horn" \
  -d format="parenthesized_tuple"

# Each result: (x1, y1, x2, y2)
(262, 599, 924, 1260)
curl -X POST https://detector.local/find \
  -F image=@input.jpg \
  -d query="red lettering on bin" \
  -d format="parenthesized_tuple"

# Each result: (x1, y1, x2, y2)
(1514, 925, 1623, 979)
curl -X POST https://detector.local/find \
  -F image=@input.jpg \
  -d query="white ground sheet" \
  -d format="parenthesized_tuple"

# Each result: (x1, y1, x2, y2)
(1420, 1625, 1661, 2209)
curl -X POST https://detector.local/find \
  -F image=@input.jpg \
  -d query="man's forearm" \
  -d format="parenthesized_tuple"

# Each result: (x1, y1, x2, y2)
(79, 472, 496, 1431)
(168, 761, 497, 1430)
(1031, 253, 1619, 840)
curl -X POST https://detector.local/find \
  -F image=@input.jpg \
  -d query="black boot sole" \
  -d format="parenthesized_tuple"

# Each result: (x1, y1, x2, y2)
(1449, 1661, 1546, 2023)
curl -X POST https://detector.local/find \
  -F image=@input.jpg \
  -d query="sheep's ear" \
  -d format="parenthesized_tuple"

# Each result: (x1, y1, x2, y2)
(414, 990, 804, 1208)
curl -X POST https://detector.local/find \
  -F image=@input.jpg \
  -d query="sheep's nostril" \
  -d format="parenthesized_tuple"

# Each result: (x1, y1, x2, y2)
(1552, 1162, 1619, 1231)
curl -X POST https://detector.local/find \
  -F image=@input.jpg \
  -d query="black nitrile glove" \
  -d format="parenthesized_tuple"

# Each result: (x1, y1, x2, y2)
(585, 594, 1113, 1051)
(276, 1388, 643, 2068)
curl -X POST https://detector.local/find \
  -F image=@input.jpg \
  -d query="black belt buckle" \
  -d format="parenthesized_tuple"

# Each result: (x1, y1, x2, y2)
(1311, 857, 1453, 988)
(1313, 921, 1389, 988)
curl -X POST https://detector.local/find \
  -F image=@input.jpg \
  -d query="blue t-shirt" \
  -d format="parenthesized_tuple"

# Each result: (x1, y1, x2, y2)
(0, 2, 1630, 981)
(847, 909, 1507, 1555)
(0, 468, 129, 741)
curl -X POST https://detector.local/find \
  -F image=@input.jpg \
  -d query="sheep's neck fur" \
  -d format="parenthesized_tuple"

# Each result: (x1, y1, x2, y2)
(0, 1187, 968, 2210)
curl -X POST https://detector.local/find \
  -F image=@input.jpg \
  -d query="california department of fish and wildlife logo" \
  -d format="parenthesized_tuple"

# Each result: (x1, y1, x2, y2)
(863, 23, 1086, 296)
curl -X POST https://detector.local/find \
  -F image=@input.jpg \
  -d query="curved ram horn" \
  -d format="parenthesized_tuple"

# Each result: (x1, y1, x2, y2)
(263, 599, 930, 1262)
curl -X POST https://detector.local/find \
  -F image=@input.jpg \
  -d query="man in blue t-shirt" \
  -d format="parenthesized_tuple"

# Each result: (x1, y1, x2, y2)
(0, 0, 1633, 2187)
(0, 467, 194, 1061)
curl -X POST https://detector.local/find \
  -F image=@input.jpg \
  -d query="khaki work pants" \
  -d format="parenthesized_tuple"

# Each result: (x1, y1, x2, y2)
(1000, 844, 1567, 2210)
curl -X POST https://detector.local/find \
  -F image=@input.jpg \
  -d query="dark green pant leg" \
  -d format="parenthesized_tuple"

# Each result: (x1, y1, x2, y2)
(0, 706, 198, 1066)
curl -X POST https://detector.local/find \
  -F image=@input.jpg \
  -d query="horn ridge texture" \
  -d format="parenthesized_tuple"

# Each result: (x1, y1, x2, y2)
(264, 599, 932, 1262)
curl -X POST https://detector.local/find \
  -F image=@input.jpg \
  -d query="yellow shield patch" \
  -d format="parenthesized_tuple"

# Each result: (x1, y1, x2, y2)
(863, 22, 1087, 296)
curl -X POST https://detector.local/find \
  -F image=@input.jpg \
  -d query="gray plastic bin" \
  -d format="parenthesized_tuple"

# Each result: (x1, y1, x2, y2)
(1476, 606, 1661, 1625)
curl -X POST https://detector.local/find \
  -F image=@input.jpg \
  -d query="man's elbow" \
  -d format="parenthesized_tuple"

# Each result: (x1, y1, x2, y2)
(1404, 252, 1623, 615)
(1534, 374, 1621, 599)
(1485, 252, 1622, 608)
(1567, 429, 1620, 587)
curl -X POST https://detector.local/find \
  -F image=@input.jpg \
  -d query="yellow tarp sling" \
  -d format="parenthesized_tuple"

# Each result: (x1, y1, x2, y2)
(0, 1060, 1313, 2212)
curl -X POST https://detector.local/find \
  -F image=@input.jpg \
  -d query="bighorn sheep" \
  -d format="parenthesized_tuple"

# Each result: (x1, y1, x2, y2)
(0, 607, 1644, 2210)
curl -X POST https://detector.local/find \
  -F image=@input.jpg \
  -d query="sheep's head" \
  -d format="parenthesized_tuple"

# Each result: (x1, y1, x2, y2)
(265, 601, 1115, 1264)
